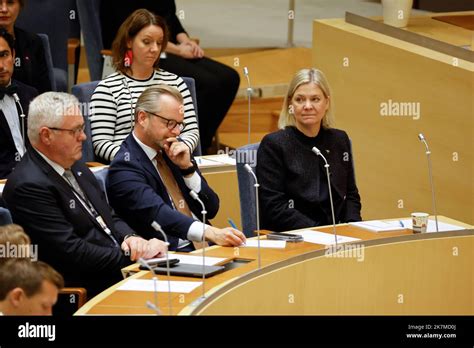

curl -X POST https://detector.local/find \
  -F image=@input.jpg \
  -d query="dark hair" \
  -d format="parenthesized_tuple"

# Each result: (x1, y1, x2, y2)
(112, 9, 169, 74)
(0, 259, 64, 300)
(0, 28, 15, 53)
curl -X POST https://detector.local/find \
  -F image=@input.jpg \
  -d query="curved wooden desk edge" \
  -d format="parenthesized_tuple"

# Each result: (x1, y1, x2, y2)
(188, 229, 474, 315)
(74, 270, 149, 315)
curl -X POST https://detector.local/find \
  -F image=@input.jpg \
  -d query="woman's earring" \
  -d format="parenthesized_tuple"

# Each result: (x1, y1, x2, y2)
(124, 50, 133, 67)
(288, 105, 294, 114)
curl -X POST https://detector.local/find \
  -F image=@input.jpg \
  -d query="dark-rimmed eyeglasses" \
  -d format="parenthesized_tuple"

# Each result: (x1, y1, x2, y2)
(145, 111, 185, 131)
(48, 124, 86, 137)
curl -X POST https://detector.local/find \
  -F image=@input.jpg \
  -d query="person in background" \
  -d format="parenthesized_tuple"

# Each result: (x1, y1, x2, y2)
(0, 28, 37, 179)
(91, 9, 200, 163)
(100, 1, 240, 153)
(0, 258, 63, 315)
(3, 92, 168, 297)
(257, 68, 362, 232)
(0, 223, 31, 264)
(107, 85, 246, 251)
(0, 0, 51, 92)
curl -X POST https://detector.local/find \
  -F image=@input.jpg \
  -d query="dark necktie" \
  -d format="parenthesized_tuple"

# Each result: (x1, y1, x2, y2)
(0, 85, 18, 100)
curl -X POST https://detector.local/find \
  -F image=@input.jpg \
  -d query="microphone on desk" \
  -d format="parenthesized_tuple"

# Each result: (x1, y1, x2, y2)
(189, 190, 207, 300)
(244, 163, 261, 269)
(137, 257, 161, 315)
(311, 146, 338, 248)
(417, 133, 439, 233)
(243, 67, 252, 145)
(150, 221, 173, 315)
(12, 93, 26, 153)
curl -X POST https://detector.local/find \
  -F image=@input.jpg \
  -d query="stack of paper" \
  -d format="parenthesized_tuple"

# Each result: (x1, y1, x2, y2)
(292, 230, 360, 245)
(350, 220, 405, 232)
(117, 279, 202, 293)
(241, 239, 286, 249)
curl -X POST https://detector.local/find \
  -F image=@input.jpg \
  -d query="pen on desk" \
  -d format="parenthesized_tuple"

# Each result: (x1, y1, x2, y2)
(399, 220, 405, 228)
(228, 218, 238, 229)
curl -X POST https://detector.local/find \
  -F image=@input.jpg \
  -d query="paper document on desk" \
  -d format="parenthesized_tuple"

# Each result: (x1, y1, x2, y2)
(396, 219, 465, 233)
(117, 279, 202, 293)
(147, 254, 227, 266)
(207, 154, 237, 165)
(195, 157, 224, 167)
(350, 219, 465, 233)
(350, 220, 405, 232)
(241, 240, 286, 249)
(292, 230, 360, 245)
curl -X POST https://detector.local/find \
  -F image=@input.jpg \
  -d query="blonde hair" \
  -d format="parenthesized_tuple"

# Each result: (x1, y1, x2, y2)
(278, 68, 334, 129)
(135, 85, 183, 121)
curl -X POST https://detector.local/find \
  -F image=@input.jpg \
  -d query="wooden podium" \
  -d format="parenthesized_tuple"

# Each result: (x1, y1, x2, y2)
(76, 216, 473, 315)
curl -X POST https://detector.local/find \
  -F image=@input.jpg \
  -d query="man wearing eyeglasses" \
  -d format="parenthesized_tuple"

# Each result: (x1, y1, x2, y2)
(3, 92, 169, 297)
(107, 85, 246, 251)
(0, 28, 37, 180)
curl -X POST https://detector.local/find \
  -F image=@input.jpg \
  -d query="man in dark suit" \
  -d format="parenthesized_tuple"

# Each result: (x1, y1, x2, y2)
(0, 28, 37, 179)
(3, 92, 168, 297)
(107, 85, 245, 251)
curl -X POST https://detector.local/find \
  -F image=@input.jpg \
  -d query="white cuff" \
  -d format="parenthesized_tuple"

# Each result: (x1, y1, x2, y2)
(187, 221, 210, 242)
(183, 171, 201, 192)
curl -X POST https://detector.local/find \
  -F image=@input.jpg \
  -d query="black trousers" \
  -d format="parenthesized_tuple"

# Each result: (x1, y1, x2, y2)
(160, 54, 240, 151)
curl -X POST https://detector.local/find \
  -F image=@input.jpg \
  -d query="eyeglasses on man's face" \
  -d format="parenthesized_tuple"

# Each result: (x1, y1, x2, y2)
(145, 111, 185, 131)
(47, 123, 86, 137)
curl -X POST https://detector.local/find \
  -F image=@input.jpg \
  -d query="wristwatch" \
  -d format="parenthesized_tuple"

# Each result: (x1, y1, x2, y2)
(180, 159, 198, 176)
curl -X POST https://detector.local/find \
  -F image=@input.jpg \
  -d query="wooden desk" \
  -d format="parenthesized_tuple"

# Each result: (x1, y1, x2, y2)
(197, 155, 241, 229)
(313, 13, 474, 225)
(76, 216, 473, 315)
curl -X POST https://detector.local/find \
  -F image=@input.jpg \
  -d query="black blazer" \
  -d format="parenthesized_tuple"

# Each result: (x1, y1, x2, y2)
(107, 134, 219, 250)
(257, 126, 362, 232)
(3, 148, 135, 296)
(0, 79, 38, 179)
(13, 27, 52, 93)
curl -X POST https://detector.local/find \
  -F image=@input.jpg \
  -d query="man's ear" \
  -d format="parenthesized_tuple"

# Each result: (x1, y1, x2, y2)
(39, 127, 52, 145)
(8, 288, 25, 307)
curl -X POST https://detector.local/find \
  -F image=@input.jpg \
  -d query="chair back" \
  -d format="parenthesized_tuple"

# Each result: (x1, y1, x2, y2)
(71, 81, 100, 162)
(0, 207, 13, 226)
(181, 77, 202, 156)
(235, 143, 260, 237)
(93, 168, 109, 203)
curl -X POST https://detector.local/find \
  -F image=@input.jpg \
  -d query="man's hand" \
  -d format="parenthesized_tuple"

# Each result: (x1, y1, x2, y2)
(204, 226, 246, 247)
(121, 237, 168, 261)
(163, 137, 192, 170)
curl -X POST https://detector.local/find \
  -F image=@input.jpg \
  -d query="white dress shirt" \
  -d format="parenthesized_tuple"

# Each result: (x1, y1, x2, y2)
(1, 93, 25, 157)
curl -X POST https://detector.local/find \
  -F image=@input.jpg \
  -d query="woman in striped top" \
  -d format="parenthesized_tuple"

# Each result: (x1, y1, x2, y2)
(90, 9, 199, 162)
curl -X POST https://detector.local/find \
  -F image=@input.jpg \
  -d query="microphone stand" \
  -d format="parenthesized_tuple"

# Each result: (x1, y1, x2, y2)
(137, 258, 162, 315)
(243, 67, 252, 145)
(244, 164, 261, 269)
(150, 221, 173, 315)
(418, 134, 439, 233)
(189, 190, 207, 300)
(312, 147, 338, 248)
